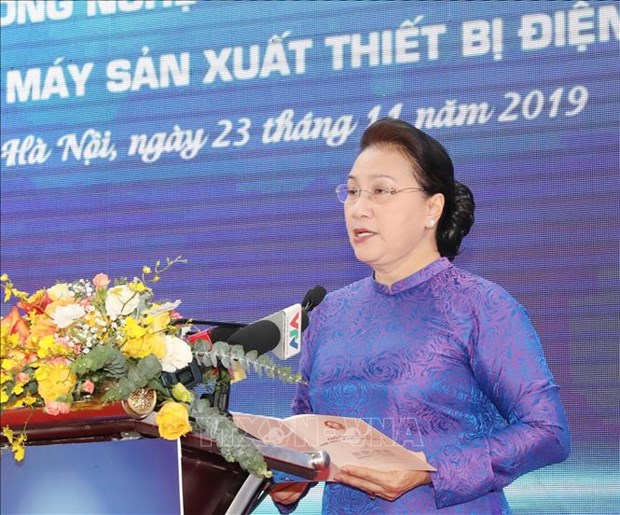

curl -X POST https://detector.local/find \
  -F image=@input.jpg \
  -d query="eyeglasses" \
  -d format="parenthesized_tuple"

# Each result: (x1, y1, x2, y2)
(335, 184, 424, 204)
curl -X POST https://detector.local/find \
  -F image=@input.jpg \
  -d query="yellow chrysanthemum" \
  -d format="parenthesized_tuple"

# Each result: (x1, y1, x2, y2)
(122, 333, 165, 359)
(123, 317, 147, 339)
(0, 389, 8, 403)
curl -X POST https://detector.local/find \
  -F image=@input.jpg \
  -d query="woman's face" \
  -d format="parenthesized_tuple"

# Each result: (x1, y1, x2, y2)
(344, 145, 444, 284)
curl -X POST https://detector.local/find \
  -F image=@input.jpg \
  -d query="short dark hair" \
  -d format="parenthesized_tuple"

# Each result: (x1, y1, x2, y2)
(360, 118, 475, 261)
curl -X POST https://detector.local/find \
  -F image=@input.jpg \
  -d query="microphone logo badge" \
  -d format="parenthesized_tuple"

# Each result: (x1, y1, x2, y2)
(287, 307, 301, 351)
(266, 303, 303, 360)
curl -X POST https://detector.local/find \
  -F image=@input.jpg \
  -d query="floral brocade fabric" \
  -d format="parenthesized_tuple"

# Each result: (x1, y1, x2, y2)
(291, 258, 570, 514)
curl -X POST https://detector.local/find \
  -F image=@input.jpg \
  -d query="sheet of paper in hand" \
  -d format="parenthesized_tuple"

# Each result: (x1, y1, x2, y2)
(232, 412, 435, 481)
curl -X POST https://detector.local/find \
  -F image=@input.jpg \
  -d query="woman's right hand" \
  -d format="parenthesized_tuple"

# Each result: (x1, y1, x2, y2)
(269, 481, 309, 505)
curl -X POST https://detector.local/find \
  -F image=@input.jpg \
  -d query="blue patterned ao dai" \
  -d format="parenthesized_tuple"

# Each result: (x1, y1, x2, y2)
(288, 258, 570, 514)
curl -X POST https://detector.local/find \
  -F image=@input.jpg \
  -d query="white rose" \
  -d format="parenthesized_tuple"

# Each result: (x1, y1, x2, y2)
(50, 304, 85, 329)
(105, 285, 140, 320)
(160, 335, 193, 373)
(47, 283, 73, 301)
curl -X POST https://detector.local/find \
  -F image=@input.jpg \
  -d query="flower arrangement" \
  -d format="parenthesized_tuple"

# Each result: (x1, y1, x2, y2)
(0, 257, 299, 477)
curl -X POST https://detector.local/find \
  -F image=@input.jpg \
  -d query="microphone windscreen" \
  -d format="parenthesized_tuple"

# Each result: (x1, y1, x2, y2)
(209, 326, 241, 343)
(227, 319, 281, 355)
(301, 310, 309, 331)
(302, 286, 327, 311)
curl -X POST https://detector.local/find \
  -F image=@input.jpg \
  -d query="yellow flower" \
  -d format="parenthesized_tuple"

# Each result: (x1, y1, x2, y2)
(122, 317, 166, 357)
(22, 393, 37, 406)
(128, 280, 147, 293)
(0, 389, 8, 403)
(2, 426, 26, 462)
(171, 382, 194, 404)
(34, 362, 77, 403)
(1, 358, 18, 371)
(142, 266, 152, 274)
(122, 333, 165, 359)
(13, 439, 26, 461)
(123, 317, 147, 339)
(28, 315, 57, 344)
(155, 401, 192, 440)
(146, 311, 170, 333)
(36, 334, 72, 359)
(0, 276, 28, 302)
(12, 383, 23, 395)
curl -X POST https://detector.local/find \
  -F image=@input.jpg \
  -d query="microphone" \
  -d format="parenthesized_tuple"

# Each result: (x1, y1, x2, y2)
(227, 319, 281, 355)
(171, 318, 245, 328)
(171, 318, 246, 346)
(302, 286, 327, 314)
(186, 306, 303, 360)
(179, 285, 328, 360)
(268, 286, 327, 360)
(263, 304, 304, 360)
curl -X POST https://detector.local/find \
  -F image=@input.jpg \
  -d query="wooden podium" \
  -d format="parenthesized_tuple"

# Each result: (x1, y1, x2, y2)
(0, 404, 328, 515)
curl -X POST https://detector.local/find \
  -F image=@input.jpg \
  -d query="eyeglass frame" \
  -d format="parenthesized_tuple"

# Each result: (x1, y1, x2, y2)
(335, 184, 425, 204)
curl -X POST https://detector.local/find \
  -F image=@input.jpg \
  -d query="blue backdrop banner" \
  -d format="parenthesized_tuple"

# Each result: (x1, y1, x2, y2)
(1, 2, 618, 513)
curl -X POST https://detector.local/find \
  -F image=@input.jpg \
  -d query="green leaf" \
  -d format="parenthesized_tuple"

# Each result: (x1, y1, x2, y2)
(190, 407, 271, 478)
(71, 345, 127, 378)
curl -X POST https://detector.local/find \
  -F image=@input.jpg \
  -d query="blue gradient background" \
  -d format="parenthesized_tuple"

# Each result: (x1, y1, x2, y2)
(1, 2, 618, 514)
(1, 439, 182, 514)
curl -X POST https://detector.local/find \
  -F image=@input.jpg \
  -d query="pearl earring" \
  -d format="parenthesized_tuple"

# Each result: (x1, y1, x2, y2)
(427, 219, 436, 228)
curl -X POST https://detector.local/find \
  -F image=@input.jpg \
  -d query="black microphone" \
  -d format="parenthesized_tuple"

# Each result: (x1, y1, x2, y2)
(208, 325, 243, 344)
(180, 285, 327, 355)
(171, 318, 246, 329)
(172, 318, 246, 345)
(227, 319, 281, 355)
(300, 286, 327, 330)
(302, 286, 327, 315)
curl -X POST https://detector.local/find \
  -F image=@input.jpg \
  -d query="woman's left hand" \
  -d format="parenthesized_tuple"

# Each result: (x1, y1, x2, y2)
(333, 466, 432, 501)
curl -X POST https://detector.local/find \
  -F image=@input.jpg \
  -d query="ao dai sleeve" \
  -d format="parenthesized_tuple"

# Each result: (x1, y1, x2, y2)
(428, 285, 571, 508)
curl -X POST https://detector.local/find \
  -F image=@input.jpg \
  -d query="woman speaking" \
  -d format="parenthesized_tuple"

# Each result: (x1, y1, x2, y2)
(271, 118, 570, 514)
